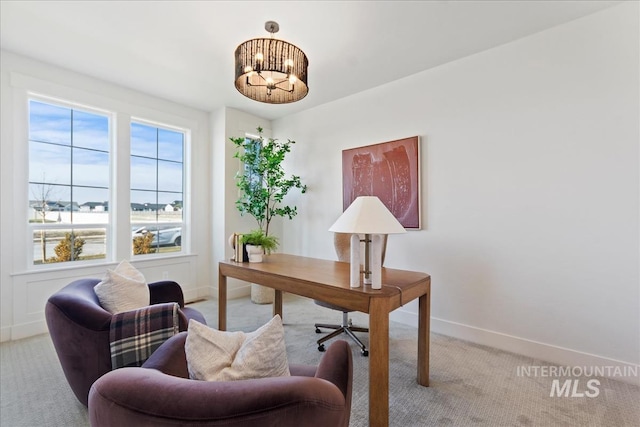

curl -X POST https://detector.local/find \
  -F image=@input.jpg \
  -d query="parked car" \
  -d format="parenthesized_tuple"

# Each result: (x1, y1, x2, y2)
(132, 226, 181, 247)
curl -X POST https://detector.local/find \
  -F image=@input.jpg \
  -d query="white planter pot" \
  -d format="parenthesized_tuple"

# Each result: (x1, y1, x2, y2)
(251, 283, 274, 304)
(246, 245, 264, 263)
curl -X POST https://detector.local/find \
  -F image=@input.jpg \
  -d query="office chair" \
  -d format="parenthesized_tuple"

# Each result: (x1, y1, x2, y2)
(314, 233, 387, 357)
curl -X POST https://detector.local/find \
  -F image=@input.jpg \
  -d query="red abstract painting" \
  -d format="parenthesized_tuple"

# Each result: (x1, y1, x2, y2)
(342, 136, 421, 229)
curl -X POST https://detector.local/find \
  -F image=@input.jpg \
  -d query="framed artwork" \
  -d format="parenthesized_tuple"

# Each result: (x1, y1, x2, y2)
(342, 136, 421, 229)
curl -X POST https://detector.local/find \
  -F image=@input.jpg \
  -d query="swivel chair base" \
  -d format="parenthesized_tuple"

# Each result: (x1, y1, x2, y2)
(315, 311, 368, 357)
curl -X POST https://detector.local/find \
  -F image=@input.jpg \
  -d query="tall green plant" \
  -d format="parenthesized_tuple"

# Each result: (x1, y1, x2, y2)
(231, 127, 307, 239)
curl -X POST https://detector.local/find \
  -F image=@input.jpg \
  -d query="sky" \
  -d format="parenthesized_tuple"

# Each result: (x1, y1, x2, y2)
(29, 100, 184, 207)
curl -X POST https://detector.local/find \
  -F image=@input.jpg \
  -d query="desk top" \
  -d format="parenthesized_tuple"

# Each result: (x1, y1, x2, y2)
(219, 253, 430, 313)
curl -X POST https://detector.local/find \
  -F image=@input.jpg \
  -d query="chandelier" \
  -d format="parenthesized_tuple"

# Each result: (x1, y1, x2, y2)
(234, 21, 309, 104)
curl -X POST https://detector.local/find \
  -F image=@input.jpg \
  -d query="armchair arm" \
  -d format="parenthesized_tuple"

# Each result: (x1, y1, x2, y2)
(315, 340, 353, 405)
(141, 332, 189, 378)
(89, 368, 349, 426)
(46, 278, 112, 331)
(148, 280, 185, 307)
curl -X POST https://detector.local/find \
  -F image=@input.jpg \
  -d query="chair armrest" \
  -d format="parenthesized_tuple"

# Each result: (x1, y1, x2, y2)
(141, 332, 189, 378)
(89, 368, 348, 426)
(289, 364, 317, 377)
(46, 278, 112, 331)
(314, 339, 353, 401)
(148, 280, 185, 307)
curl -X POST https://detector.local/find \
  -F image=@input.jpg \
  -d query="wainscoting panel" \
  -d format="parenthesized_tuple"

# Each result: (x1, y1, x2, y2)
(9, 255, 201, 341)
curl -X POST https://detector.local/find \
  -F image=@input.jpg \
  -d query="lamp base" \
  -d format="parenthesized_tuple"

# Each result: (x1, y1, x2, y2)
(370, 234, 382, 289)
(362, 234, 382, 289)
(350, 234, 361, 287)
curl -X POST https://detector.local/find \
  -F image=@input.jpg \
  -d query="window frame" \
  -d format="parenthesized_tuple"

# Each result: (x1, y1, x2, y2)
(130, 117, 188, 259)
(26, 95, 114, 268)
(17, 85, 194, 272)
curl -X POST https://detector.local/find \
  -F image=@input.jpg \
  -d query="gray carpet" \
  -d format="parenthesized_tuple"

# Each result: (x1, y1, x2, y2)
(1, 294, 638, 426)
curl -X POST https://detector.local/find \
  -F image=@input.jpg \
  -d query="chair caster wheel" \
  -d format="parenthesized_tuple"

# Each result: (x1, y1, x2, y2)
(361, 350, 369, 357)
(318, 344, 326, 352)
(315, 328, 322, 333)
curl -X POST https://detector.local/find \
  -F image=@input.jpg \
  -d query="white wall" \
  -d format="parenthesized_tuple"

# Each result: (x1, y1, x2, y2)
(274, 2, 639, 379)
(210, 107, 273, 298)
(0, 51, 214, 341)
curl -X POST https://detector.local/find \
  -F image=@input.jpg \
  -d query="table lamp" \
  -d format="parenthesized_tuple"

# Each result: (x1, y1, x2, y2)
(329, 196, 406, 289)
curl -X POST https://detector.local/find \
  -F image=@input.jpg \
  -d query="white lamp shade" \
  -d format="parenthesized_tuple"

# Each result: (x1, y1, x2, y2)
(329, 196, 406, 234)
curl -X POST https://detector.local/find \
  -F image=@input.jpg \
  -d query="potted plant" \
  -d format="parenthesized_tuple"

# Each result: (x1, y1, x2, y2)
(231, 127, 306, 250)
(231, 127, 306, 302)
(241, 229, 279, 262)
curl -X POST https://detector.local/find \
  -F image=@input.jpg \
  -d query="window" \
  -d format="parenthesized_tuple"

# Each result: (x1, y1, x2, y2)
(28, 99, 110, 265)
(130, 122, 184, 255)
(244, 136, 262, 189)
(25, 94, 189, 268)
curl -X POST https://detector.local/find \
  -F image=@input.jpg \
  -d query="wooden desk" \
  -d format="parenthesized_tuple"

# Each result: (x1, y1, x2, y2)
(218, 253, 431, 427)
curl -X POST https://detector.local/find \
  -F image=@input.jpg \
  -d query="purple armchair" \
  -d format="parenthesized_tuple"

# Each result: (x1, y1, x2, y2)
(45, 278, 206, 406)
(88, 333, 353, 426)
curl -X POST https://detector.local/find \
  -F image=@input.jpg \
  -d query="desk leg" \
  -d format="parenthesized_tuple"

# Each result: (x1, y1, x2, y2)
(418, 290, 430, 386)
(369, 298, 390, 427)
(274, 290, 283, 319)
(218, 270, 227, 331)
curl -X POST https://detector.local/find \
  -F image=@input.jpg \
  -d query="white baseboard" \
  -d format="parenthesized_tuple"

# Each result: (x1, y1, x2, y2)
(183, 285, 212, 303)
(205, 285, 251, 300)
(11, 320, 48, 341)
(390, 309, 640, 386)
(226, 284, 251, 299)
(0, 326, 11, 343)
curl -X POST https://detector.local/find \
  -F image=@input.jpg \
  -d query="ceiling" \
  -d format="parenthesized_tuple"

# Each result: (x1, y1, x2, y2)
(0, 1, 621, 121)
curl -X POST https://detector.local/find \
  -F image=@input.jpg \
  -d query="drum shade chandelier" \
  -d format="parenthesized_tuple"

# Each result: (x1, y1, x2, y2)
(234, 21, 309, 104)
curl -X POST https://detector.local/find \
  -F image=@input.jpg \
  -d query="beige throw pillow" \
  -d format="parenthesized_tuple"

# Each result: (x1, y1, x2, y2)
(94, 260, 150, 314)
(185, 315, 290, 382)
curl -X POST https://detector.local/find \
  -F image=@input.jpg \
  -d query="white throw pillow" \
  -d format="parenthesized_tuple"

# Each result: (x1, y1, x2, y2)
(94, 260, 150, 314)
(185, 315, 290, 382)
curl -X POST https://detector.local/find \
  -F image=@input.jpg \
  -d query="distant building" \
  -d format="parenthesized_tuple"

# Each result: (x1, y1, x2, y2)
(29, 200, 79, 212)
(62, 202, 80, 211)
(131, 203, 166, 212)
(81, 201, 108, 212)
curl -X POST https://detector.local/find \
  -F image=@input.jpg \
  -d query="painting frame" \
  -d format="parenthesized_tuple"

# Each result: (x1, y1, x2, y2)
(342, 136, 421, 229)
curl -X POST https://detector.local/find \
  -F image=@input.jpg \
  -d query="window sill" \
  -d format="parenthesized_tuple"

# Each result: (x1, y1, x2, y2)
(11, 253, 197, 277)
